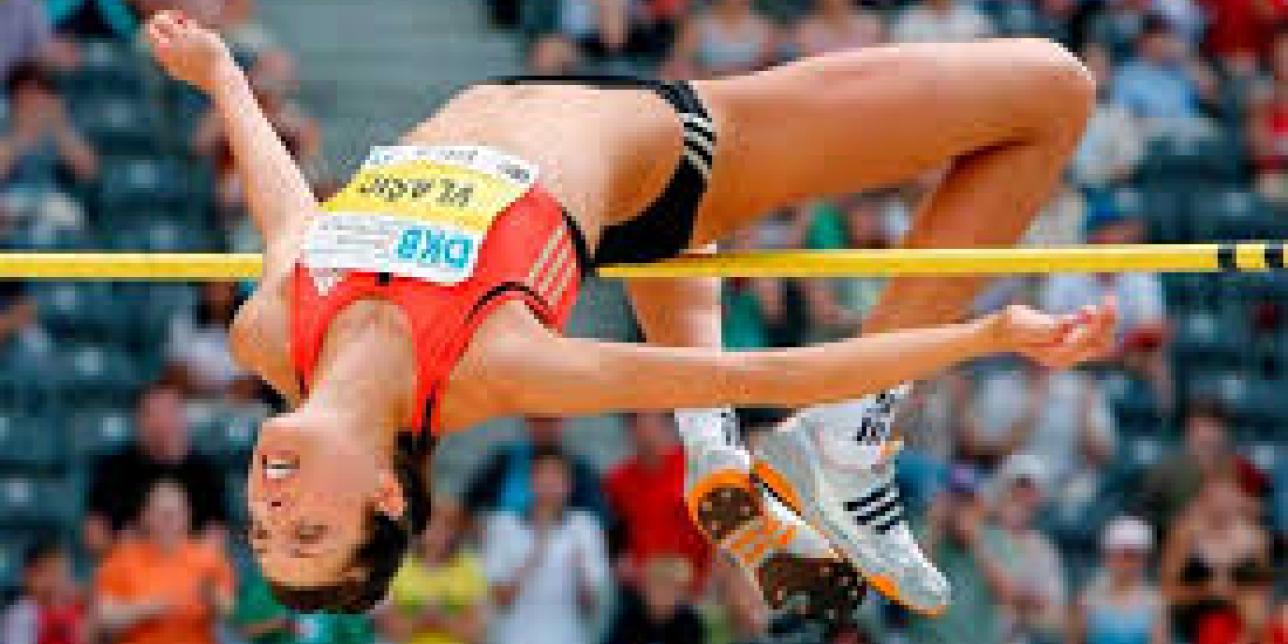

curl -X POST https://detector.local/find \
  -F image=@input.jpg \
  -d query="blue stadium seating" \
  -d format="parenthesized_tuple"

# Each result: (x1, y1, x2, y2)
(0, 414, 60, 472)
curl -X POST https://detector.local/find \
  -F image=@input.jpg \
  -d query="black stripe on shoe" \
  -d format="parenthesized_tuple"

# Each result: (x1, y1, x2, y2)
(843, 483, 892, 513)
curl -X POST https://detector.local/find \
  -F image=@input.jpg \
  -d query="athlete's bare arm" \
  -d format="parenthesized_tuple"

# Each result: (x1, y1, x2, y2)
(480, 300, 1114, 419)
(146, 12, 316, 276)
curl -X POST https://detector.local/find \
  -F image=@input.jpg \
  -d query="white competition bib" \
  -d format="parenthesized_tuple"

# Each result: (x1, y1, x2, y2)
(303, 145, 538, 284)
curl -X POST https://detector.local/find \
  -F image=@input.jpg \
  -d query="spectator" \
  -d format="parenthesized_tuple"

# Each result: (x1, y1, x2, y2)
(0, 61, 97, 237)
(1197, 0, 1286, 69)
(960, 361, 1117, 524)
(1247, 29, 1288, 204)
(1137, 399, 1267, 531)
(721, 213, 813, 349)
(602, 412, 711, 592)
(1110, 14, 1215, 133)
(93, 479, 235, 644)
(604, 555, 705, 644)
(380, 500, 488, 644)
(527, 34, 583, 75)
(178, 0, 279, 57)
(1069, 516, 1169, 644)
(906, 466, 1013, 644)
(891, 0, 995, 43)
(1160, 473, 1274, 644)
(0, 0, 77, 79)
(84, 382, 228, 556)
(192, 50, 321, 226)
(0, 281, 50, 365)
(1040, 204, 1171, 406)
(0, 542, 89, 644)
(802, 194, 898, 341)
(165, 281, 247, 397)
(463, 416, 608, 521)
(1071, 43, 1146, 193)
(790, 0, 885, 58)
(664, 0, 778, 79)
(232, 565, 376, 644)
(989, 454, 1067, 644)
(46, 0, 148, 41)
(481, 446, 611, 644)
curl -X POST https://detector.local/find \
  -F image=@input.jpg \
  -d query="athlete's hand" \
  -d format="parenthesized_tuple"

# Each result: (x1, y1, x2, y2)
(144, 10, 235, 94)
(989, 298, 1117, 369)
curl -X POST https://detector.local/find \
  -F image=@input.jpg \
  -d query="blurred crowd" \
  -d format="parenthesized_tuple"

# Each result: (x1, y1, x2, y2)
(1, 0, 1287, 643)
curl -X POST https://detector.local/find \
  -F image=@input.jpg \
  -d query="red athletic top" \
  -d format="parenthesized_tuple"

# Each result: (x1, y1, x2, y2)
(290, 183, 585, 435)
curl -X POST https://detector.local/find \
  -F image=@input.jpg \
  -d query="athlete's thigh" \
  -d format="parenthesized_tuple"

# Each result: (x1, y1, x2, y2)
(690, 38, 1089, 242)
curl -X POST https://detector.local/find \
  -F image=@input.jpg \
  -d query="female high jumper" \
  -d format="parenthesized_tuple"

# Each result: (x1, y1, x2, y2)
(142, 10, 1112, 617)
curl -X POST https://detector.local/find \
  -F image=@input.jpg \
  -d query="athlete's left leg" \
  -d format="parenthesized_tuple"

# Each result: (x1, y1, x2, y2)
(681, 38, 1095, 615)
(626, 252, 868, 623)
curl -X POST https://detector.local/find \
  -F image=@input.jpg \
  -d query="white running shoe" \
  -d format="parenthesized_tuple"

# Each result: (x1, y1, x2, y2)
(752, 388, 951, 616)
(681, 413, 867, 621)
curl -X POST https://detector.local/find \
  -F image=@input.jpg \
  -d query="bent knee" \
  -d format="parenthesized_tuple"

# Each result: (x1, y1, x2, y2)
(1006, 38, 1096, 133)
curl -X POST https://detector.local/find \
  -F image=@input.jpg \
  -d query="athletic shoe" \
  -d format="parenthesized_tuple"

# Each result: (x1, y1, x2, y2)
(683, 422, 866, 621)
(751, 388, 951, 615)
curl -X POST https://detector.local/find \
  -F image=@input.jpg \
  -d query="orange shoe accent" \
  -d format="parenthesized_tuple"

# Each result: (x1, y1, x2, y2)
(684, 469, 754, 528)
(752, 461, 805, 514)
(866, 573, 945, 617)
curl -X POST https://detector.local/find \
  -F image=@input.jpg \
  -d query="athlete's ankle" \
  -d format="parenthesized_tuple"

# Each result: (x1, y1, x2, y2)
(675, 407, 741, 451)
(792, 383, 912, 468)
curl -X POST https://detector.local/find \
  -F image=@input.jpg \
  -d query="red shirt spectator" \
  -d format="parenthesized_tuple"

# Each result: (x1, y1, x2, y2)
(603, 413, 712, 591)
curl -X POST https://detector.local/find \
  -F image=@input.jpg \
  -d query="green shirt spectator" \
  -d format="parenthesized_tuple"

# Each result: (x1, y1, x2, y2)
(232, 568, 375, 644)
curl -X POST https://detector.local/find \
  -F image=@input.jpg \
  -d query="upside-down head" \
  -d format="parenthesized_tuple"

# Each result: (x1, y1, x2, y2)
(247, 410, 429, 613)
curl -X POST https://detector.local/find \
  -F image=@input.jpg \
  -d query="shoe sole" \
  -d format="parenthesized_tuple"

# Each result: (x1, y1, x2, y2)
(753, 432, 945, 617)
(686, 470, 866, 622)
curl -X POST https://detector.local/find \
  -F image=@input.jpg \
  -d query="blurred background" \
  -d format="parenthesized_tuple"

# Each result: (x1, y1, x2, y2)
(0, 0, 1285, 643)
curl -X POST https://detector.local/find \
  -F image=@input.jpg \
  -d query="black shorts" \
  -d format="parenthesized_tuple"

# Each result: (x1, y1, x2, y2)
(488, 75, 717, 266)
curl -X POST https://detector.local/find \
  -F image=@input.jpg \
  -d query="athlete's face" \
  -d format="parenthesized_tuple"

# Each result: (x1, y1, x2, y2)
(247, 411, 404, 585)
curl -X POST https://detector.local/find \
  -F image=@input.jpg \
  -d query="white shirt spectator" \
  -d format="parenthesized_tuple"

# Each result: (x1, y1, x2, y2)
(1072, 103, 1146, 189)
(1041, 272, 1166, 340)
(891, 0, 994, 43)
(483, 510, 611, 644)
(969, 369, 1117, 486)
(166, 314, 245, 394)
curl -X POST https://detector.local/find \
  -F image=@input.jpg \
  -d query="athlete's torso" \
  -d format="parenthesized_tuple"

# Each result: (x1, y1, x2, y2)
(228, 82, 691, 430)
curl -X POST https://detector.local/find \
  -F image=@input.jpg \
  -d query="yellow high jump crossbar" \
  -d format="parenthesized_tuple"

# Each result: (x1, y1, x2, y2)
(0, 242, 1283, 280)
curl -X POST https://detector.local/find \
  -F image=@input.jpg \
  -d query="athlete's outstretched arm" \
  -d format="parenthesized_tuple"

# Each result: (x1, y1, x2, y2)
(144, 11, 316, 269)
(500, 301, 1114, 417)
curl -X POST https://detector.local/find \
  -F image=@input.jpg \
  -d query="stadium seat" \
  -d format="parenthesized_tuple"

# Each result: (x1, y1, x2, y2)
(50, 344, 142, 408)
(0, 476, 70, 528)
(0, 414, 60, 472)
(1187, 189, 1273, 241)
(73, 96, 161, 156)
(95, 156, 197, 215)
(0, 532, 29, 598)
(67, 409, 133, 460)
(1162, 273, 1222, 312)
(57, 40, 146, 101)
(1171, 312, 1249, 371)
(32, 283, 134, 344)
(191, 408, 264, 463)
(1134, 186, 1189, 243)
(1138, 135, 1245, 187)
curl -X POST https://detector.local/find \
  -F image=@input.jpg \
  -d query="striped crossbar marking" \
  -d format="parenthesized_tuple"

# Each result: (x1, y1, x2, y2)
(9, 242, 1288, 280)
(546, 251, 578, 306)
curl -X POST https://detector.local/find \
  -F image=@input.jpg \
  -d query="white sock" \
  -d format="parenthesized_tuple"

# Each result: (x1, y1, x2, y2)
(796, 383, 912, 468)
(674, 407, 740, 451)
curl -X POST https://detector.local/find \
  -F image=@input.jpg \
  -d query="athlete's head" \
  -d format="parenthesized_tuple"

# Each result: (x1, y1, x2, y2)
(247, 409, 429, 613)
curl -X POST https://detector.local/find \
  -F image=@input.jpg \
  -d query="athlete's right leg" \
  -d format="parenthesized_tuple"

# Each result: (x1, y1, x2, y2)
(685, 38, 1095, 615)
